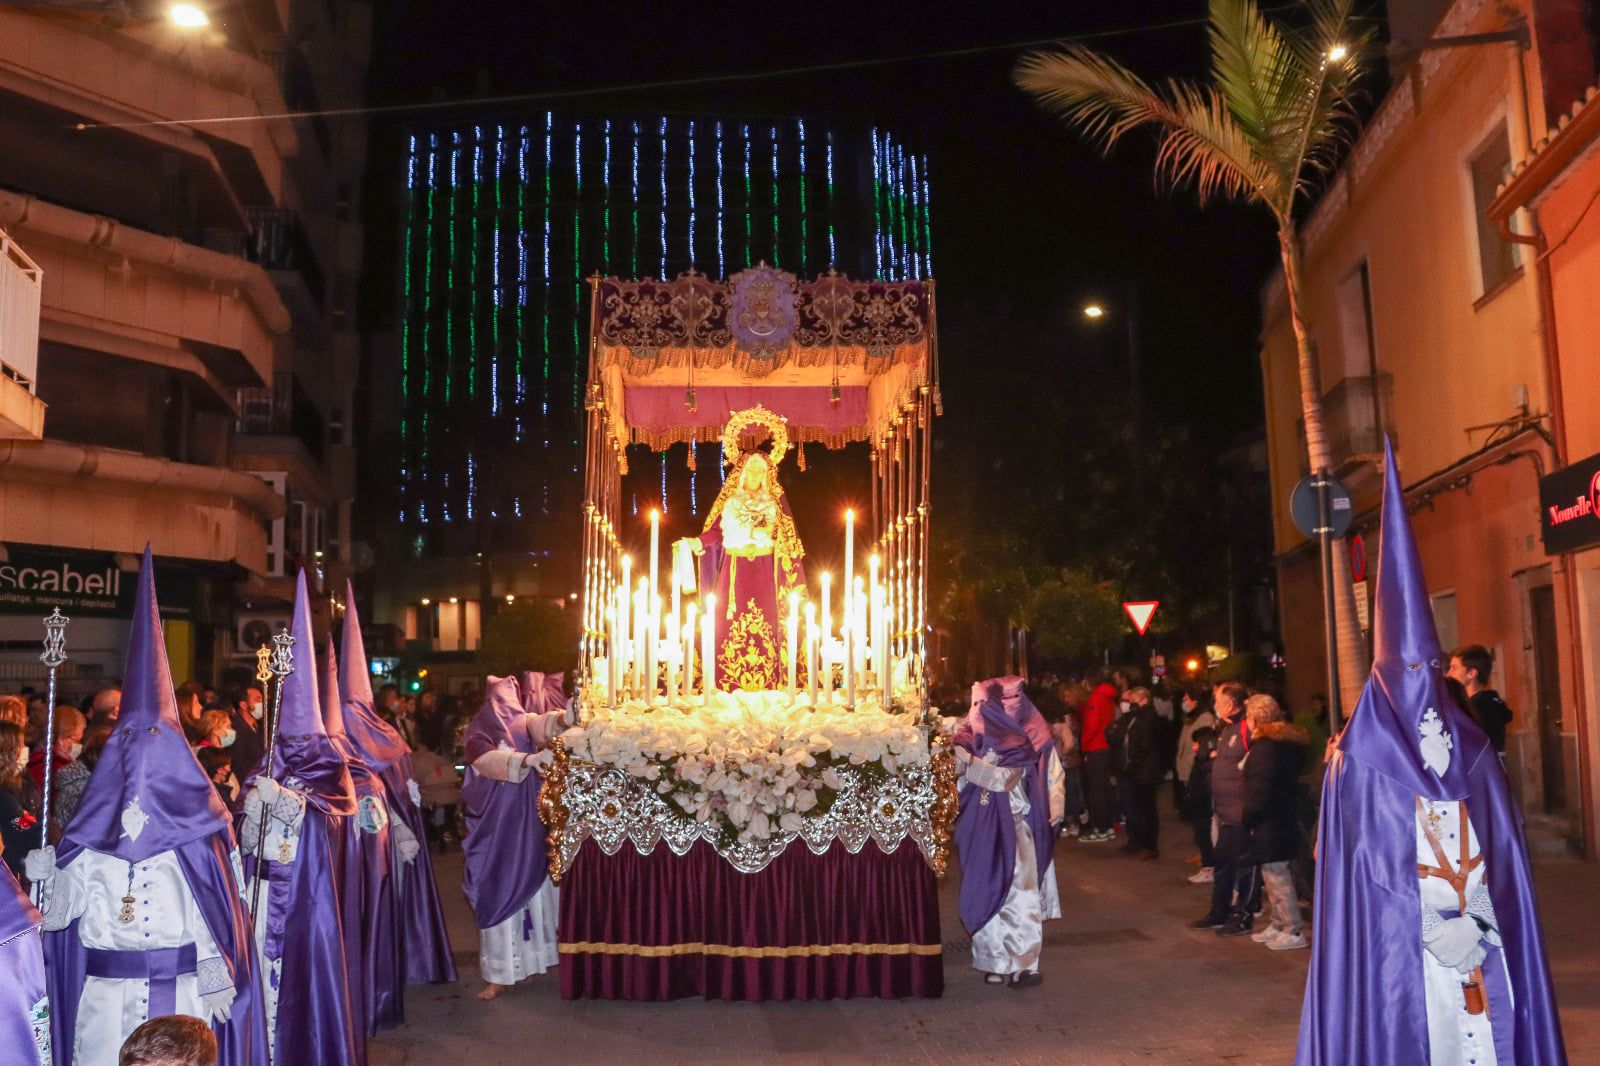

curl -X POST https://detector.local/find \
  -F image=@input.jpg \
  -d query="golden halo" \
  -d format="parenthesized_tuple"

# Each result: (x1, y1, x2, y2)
(721, 405, 789, 469)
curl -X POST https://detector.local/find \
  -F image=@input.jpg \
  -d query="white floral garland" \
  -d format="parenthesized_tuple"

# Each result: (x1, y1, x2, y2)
(555, 690, 942, 872)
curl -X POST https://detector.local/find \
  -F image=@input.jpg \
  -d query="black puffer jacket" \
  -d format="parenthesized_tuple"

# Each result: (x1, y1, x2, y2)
(1122, 704, 1167, 787)
(1241, 721, 1308, 863)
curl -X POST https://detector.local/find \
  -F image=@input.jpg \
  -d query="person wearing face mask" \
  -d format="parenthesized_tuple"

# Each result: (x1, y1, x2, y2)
(52, 724, 112, 840)
(28, 705, 85, 795)
(0, 721, 43, 884)
(194, 711, 240, 805)
(228, 686, 267, 786)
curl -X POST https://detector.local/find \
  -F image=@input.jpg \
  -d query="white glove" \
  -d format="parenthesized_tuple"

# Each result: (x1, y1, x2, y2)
(393, 819, 421, 864)
(1423, 913, 1487, 973)
(252, 777, 287, 808)
(563, 702, 577, 728)
(201, 985, 235, 1023)
(407, 778, 422, 808)
(196, 955, 235, 1022)
(23, 846, 56, 885)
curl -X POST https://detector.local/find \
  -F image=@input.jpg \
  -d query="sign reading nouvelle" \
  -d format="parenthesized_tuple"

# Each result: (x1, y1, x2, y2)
(1540, 450, 1600, 555)
(0, 544, 196, 617)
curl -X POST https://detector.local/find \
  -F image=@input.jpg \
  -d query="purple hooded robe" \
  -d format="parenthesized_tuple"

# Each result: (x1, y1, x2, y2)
(0, 862, 49, 1063)
(44, 547, 268, 1066)
(239, 570, 362, 1066)
(952, 677, 1058, 935)
(338, 582, 458, 987)
(1296, 442, 1567, 1064)
(461, 672, 567, 930)
(321, 633, 402, 1035)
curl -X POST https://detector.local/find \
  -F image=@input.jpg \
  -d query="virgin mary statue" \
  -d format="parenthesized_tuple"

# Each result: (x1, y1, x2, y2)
(680, 408, 806, 691)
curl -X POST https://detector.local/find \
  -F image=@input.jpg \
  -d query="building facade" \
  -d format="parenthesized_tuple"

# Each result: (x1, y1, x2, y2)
(0, 2, 371, 694)
(377, 112, 930, 664)
(1260, 0, 1600, 855)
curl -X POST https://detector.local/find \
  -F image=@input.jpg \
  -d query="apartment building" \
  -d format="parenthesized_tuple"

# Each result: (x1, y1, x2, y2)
(1260, 0, 1600, 854)
(0, 1, 370, 692)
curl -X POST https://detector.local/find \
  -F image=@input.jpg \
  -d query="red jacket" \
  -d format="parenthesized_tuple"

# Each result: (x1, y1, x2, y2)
(27, 749, 73, 791)
(1080, 683, 1119, 752)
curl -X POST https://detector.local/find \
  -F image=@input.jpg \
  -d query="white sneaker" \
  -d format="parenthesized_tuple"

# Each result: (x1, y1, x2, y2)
(1187, 867, 1214, 884)
(1251, 925, 1282, 943)
(1268, 931, 1308, 951)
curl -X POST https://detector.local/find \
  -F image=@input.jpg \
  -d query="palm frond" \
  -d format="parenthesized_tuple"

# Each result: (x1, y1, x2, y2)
(1013, 46, 1171, 156)
(1207, 0, 1304, 150)
(1015, 47, 1273, 210)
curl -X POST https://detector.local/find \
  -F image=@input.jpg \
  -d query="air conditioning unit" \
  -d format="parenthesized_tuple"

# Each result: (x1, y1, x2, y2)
(235, 613, 290, 655)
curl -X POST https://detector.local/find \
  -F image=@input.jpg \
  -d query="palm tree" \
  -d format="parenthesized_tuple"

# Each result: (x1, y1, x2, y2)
(1015, 0, 1372, 716)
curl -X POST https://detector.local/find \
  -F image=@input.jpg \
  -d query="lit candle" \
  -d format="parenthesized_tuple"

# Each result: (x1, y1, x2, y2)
(648, 509, 660, 615)
(648, 594, 660, 702)
(619, 554, 632, 677)
(805, 601, 818, 707)
(665, 606, 679, 701)
(843, 510, 854, 701)
(875, 581, 888, 704)
(820, 572, 832, 645)
(633, 580, 647, 698)
(787, 590, 800, 697)
(702, 594, 716, 697)
(605, 604, 618, 707)
(868, 552, 880, 650)
(685, 601, 698, 700)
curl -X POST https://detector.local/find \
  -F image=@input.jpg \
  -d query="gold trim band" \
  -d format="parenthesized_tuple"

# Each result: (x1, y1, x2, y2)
(559, 940, 943, 959)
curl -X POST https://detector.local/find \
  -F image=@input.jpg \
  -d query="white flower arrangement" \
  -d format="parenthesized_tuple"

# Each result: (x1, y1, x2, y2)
(560, 690, 931, 847)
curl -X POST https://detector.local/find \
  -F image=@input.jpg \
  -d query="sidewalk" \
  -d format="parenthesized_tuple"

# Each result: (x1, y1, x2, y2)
(372, 803, 1598, 1065)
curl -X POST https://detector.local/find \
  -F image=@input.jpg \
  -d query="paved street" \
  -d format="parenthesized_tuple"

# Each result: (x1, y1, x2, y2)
(372, 805, 1599, 1065)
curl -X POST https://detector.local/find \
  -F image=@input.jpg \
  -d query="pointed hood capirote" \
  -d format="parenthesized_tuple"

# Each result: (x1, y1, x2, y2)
(1337, 438, 1487, 799)
(246, 570, 355, 815)
(59, 547, 232, 864)
(337, 580, 409, 771)
(320, 633, 348, 747)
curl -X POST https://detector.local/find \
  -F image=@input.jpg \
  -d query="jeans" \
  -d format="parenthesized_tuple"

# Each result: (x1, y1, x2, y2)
(1209, 822, 1260, 922)
(1259, 861, 1300, 933)
(1084, 750, 1113, 833)
(1062, 764, 1085, 826)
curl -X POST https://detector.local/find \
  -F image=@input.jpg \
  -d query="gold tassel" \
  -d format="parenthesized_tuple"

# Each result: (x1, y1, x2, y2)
(687, 443, 697, 472)
(798, 441, 807, 471)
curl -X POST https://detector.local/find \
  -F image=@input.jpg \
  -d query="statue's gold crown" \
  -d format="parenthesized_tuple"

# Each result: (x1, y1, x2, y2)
(721, 405, 789, 469)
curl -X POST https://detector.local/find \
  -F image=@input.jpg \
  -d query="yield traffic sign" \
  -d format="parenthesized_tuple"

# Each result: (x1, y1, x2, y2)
(1123, 600, 1159, 636)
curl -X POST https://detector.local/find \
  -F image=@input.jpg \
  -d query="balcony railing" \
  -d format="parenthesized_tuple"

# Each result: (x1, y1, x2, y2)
(0, 228, 41, 390)
(1296, 373, 1393, 476)
(243, 206, 326, 310)
(236, 372, 326, 463)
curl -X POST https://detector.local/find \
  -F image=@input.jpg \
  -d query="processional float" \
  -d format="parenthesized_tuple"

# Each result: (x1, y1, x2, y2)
(575, 263, 940, 711)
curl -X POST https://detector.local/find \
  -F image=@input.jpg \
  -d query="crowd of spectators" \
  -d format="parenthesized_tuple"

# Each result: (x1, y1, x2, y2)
(988, 639, 1518, 955)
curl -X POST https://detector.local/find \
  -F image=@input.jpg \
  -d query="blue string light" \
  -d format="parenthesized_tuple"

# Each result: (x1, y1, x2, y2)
(660, 451, 668, 515)
(920, 152, 933, 276)
(687, 120, 697, 267)
(769, 125, 779, 266)
(797, 118, 807, 275)
(742, 124, 752, 269)
(871, 127, 883, 278)
(659, 117, 668, 277)
(826, 130, 836, 266)
(715, 121, 725, 278)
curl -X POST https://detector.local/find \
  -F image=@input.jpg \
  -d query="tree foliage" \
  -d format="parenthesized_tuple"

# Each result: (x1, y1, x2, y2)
(477, 600, 580, 678)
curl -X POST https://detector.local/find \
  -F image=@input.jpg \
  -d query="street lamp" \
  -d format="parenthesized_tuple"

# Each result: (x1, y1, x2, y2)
(168, 3, 209, 27)
(1079, 282, 1143, 429)
(1325, 43, 1350, 63)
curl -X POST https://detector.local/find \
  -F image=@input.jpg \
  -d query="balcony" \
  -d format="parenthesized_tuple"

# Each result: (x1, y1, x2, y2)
(235, 372, 326, 464)
(243, 206, 326, 342)
(0, 229, 45, 440)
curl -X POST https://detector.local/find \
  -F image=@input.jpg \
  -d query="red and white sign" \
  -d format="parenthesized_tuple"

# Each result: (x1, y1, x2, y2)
(1123, 600, 1159, 636)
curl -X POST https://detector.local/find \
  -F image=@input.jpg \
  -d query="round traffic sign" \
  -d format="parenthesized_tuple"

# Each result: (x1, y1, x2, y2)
(1350, 533, 1367, 582)
(1290, 474, 1354, 540)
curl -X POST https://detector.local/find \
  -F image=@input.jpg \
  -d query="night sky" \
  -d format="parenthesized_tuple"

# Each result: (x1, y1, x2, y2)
(365, 2, 1282, 458)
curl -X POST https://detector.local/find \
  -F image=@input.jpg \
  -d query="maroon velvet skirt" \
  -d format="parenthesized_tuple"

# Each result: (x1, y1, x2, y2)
(558, 838, 944, 1001)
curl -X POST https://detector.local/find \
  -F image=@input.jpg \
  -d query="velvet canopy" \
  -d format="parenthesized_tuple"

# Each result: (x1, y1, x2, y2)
(590, 265, 937, 456)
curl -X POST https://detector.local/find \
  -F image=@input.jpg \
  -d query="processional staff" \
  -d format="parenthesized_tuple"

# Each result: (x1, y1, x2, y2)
(37, 608, 70, 853)
(248, 627, 295, 925)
